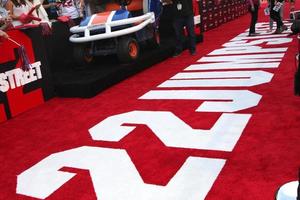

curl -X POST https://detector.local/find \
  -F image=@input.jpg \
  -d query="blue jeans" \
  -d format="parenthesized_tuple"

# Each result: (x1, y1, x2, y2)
(172, 15, 196, 53)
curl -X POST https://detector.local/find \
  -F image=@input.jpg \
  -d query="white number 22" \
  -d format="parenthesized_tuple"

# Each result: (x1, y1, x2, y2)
(17, 110, 249, 199)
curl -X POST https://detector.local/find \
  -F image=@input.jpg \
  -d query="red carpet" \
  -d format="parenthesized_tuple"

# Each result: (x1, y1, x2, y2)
(1, 3, 300, 200)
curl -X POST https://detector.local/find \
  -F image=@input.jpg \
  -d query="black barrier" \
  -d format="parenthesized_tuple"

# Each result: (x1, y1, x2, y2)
(295, 54, 300, 95)
(159, 4, 175, 38)
(0, 27, 54, 122)
(45, 21, 74, 72)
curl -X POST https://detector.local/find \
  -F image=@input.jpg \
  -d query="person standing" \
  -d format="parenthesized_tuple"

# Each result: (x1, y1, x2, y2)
(268, 0, 284, 32)
(5, 0, 49, 27)
(270, 0, 286, 33)
(57, 0, 84, 25)
(171, 0, 196, 56)
(247, 0, 260, 36)
(5, 0, 31, 26)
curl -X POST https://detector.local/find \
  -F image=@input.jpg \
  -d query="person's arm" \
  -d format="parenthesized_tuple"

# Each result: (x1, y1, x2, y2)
(5, 0, 20, 20)
(79, 0, 84, 17)
(6, 1, 42, 24)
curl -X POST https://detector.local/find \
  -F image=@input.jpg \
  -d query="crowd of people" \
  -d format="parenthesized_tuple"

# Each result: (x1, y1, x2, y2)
(0, 0, 197, 57)
(247, 0, 295, 36)
(0, 0, 85, 40)
(161, 0, 293, 57)
(0, 0, 296, 52)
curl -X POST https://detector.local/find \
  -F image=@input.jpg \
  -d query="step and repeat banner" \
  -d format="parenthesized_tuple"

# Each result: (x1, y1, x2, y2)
(202, 0, 248, 31)
(0, 28, 54, 123)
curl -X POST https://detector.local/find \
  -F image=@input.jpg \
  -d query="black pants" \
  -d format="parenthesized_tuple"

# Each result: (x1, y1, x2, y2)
(249, 4, 259, 34)
(270, 0, 283, 29)
(172, 15, 196, 53)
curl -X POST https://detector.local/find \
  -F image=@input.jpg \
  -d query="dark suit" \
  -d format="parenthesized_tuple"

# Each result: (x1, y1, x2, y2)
(172, 0, 196, 54)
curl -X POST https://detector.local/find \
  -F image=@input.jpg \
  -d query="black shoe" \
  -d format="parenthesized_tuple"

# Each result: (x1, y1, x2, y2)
(274, 25, 287, 34)
(282, 25, 287, 31)
(274, 28, 281, 34)
(248, 32, 259, 36)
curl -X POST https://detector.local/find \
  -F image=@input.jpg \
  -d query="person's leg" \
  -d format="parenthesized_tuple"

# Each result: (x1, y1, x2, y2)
(185, 15, 196, 54)
(172, 17, 184, 55)
(248, 6, 256, 34)
(253, 5, 259, 31)
(267, 2, 274, 31)
(269, 17, 274, 31)
(270, 0, 283, 32)
(270, 9, 283, 32)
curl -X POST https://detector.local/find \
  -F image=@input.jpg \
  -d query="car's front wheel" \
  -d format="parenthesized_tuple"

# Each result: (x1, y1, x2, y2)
(117, 37, 140, 63)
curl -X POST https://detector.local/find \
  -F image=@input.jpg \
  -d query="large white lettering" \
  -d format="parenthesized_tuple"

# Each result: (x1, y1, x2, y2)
(231, 32, 289, 41)
(140, 90, 261, 112)
(222, 38, 293, 47)
(0, 61, 42, 92)
(185, 62, 280, 70)
(89, 111, 251, 151)
(209, 46, 287, 55)
(0, 73, 9, 92)
(17, 146, 225, 200)
(198, 53, 284, 63)
(16, 25, 294, 200)
(157, 70, 273, 87)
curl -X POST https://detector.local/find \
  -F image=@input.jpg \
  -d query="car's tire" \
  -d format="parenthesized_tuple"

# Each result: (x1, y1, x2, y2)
(117, 37, 139, 63)
(73, 44, 94, 66)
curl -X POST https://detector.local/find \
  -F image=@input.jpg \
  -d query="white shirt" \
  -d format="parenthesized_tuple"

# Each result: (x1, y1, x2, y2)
(58, 0, 80, 19)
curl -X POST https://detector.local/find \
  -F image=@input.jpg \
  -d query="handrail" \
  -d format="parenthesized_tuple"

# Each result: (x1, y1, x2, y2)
(69, 14, 154, 43)
(70, 12, 154, 34)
